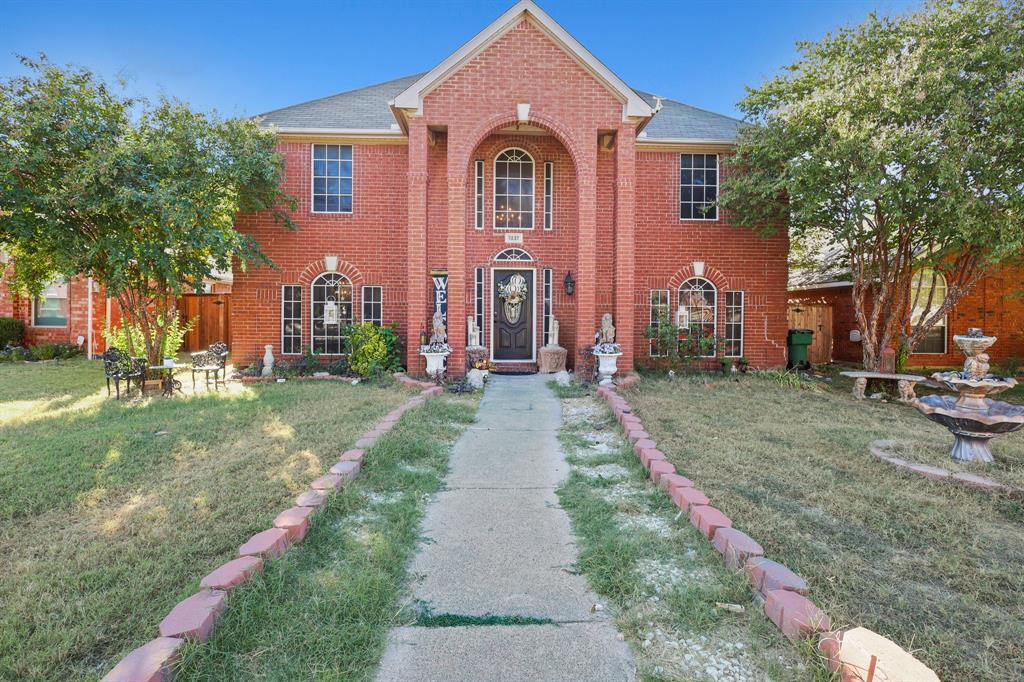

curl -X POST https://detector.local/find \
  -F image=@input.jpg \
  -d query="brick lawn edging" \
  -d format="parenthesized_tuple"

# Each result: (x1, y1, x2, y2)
(101, 383, 444, 682)
(870, 439, 1023, 497)
(595, 383, 940, 681)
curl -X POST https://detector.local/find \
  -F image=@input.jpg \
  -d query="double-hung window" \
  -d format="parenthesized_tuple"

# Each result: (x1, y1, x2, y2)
(649, 289, 670, 357)
(494, 148, 534, 229)
(312, 144, 353, 213)
(33, 280, 69, 327)
(911, 269, 948, 354)
(281, 285, 303, 355)
(680, 154, 718, 220)
(724, 291, 744, 357)
(361, 285, 383, 326)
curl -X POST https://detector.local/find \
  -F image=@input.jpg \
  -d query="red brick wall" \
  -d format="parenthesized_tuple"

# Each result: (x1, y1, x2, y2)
(633, 151, 790, 368)
(230, 142, 409, 364)
(790, 266, 1024, 367)
(229, 17, 791, 374)
(4, 275, 101, 353)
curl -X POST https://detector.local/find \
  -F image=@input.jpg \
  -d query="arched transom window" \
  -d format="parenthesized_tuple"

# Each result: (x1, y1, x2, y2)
(494, 148, 534, 229)
(311, 272, 353, 354)
(678, 277, 717, 355)
(493, 248, 534, 262)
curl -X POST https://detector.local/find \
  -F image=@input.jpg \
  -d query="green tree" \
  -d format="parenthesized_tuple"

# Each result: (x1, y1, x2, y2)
(721, 0, 1024, 370)
(0, 56, 294, 362)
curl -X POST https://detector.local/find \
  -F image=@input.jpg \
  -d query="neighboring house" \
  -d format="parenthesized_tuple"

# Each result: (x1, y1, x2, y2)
(232, 0, 790, 375)
(0, 255, 231, 355)
(789, 258, 1024, 367)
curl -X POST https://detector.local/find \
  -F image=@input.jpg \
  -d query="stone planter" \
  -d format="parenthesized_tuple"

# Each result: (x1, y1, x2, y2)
(420, 351, 450, 378)
(594, 351, 622, 386)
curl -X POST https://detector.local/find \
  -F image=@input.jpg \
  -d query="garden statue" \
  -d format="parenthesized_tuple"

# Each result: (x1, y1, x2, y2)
(429, 311, 447, 345)
(261, 344, 275, 377)
(599, 313, 615, 344)
(538, 316, 566, 373)
(467, 316, 482, 348)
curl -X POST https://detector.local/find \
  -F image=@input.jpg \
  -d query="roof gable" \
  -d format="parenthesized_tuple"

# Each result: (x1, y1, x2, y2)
(391, 0, 652, 122)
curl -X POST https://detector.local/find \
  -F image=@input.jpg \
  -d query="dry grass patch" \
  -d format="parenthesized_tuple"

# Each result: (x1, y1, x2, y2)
(627, 373, 1024, 681)
(0, 359, 418, 681)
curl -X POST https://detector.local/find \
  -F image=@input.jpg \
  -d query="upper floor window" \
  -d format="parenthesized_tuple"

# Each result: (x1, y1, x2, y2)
(680, 153, 718, 220)
(312, 144, 353, 214)
(494, 148, 534, 229)
(33, 280, 69, 327)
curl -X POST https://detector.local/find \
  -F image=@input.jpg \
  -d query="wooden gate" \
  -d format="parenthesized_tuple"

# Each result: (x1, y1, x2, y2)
(788, 304, 833, 365)
(177, 294, 231, 352)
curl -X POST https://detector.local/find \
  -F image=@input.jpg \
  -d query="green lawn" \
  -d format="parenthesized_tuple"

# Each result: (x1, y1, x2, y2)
(0, 358, 444, 680)
(626, 373, 1024, 681)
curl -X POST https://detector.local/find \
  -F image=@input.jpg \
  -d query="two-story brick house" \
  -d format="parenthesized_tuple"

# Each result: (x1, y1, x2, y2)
(232, 0, 789, 376)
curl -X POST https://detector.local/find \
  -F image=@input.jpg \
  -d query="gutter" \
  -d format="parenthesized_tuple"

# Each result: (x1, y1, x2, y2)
(788, 281, 854, 292)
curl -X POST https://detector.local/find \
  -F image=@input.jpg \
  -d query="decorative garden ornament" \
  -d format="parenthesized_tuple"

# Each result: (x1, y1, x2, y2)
(261, 344, 275, 377)
(548, 319, 560, 348)
(429, 311, 447, 344)
(498, 273, 528, 324)
(593, 313, 622, 385)
(323, 297, 339, 325)
(599, 313, 616, 344)
(467, 316, 483, 348)
(914, 328, 1024, 462)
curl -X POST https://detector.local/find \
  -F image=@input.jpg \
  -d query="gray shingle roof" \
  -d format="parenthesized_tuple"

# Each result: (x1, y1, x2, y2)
(635, 90, 746, 142)
(258, 74, 746, 142)
(258, 73, 425, 130)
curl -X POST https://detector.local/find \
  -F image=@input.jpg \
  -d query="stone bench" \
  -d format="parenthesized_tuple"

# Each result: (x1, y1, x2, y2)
(840, 371, 926, 403)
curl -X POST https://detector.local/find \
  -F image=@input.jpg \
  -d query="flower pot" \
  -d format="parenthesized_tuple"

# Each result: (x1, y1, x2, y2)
(420, 351, 450, 378)
(594, 351, 622, 386)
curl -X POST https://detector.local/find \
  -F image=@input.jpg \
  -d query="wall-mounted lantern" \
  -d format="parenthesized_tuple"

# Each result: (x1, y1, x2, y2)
(563, 271, 575, 296)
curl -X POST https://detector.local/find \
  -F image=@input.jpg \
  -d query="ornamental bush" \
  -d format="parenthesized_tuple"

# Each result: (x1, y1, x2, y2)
(344, 323, 401, 377)
(29, 343, 83, 361)
(0, 317, 24, 347)
(103, 314, 194, 359)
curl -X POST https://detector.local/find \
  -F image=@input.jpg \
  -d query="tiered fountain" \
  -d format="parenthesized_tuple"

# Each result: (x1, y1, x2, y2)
(914, 328, 1024, 462)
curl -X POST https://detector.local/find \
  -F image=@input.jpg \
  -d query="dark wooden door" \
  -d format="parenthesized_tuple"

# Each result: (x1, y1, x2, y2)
(493, 269, 533, 360)
(177, 294, 231, 351)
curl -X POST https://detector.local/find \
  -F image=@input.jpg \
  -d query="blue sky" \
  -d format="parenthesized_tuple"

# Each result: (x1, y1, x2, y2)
(1, 0, 917, 120)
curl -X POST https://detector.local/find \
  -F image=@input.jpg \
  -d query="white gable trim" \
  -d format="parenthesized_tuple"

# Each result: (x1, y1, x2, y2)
(391, 0, 652, 122)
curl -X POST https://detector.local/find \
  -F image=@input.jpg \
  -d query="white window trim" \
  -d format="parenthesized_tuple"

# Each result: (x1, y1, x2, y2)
(361, 285, 383, 326)
(31, 282, 70, 328)
(493, 247, 534, 262)
(281, 284, 303, 355)
(678, 277, 718, 357)
(310, 271, 353, 355)
(649, 289, 670, 357)
(474, 160, 485, 230)
(311, 144, 354, 215)
(679, 153, 720, 222)
(543, 161, 554, 231)
(475, 267, 485, 343)
(724, 290, 744, 358)
(493, 147, 536, 230)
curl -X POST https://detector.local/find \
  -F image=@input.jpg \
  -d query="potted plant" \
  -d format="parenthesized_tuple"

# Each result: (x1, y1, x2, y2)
(419, 341, 452, 378)
(593, 342, 623, 385)
(737, 357, 750, 374)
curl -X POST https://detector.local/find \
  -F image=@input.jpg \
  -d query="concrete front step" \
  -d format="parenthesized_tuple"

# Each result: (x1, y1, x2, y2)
(490, 362, 539, 374)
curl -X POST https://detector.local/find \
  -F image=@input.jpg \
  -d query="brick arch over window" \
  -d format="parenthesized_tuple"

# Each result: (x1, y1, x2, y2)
(297, 258, 365, 288)
(453, 110, 584, 180)
(666, 264, 730, 292)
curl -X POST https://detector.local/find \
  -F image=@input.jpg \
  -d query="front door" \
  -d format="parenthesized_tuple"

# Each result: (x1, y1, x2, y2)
(493, 269, 534, 360)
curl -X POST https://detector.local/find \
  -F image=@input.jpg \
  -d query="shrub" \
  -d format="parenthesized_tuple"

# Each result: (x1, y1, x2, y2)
(27, 343, 83, 361)
(0, 317, 25, 347)
(0, 346, 30, 362)
(344, 323, 402, 377)
(103, 314, 194, 359)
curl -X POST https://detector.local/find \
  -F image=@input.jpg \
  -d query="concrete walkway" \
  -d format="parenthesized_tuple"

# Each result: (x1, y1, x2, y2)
(376, 374, 636, 682)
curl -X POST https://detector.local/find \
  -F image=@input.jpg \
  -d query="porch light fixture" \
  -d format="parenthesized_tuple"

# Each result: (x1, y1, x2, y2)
(692, 260, 705, 277)
(324, 255, 339, 272)
(563, 271, 575, 296)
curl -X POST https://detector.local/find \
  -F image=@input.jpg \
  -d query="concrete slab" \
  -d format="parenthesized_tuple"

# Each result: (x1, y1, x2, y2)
(376, 624, 636, 682)
(375, 374, 635, 681)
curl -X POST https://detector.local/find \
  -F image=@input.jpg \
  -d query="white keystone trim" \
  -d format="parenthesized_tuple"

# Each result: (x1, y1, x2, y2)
(390, 0, 652, 122)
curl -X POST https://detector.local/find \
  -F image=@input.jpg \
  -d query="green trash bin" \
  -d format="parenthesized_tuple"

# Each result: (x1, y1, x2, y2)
(787, 328, 814, 369)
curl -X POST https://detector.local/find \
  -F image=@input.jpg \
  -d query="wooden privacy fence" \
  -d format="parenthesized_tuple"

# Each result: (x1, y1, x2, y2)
(788, 303, 833, 365)
(177, 294, 231, 352)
